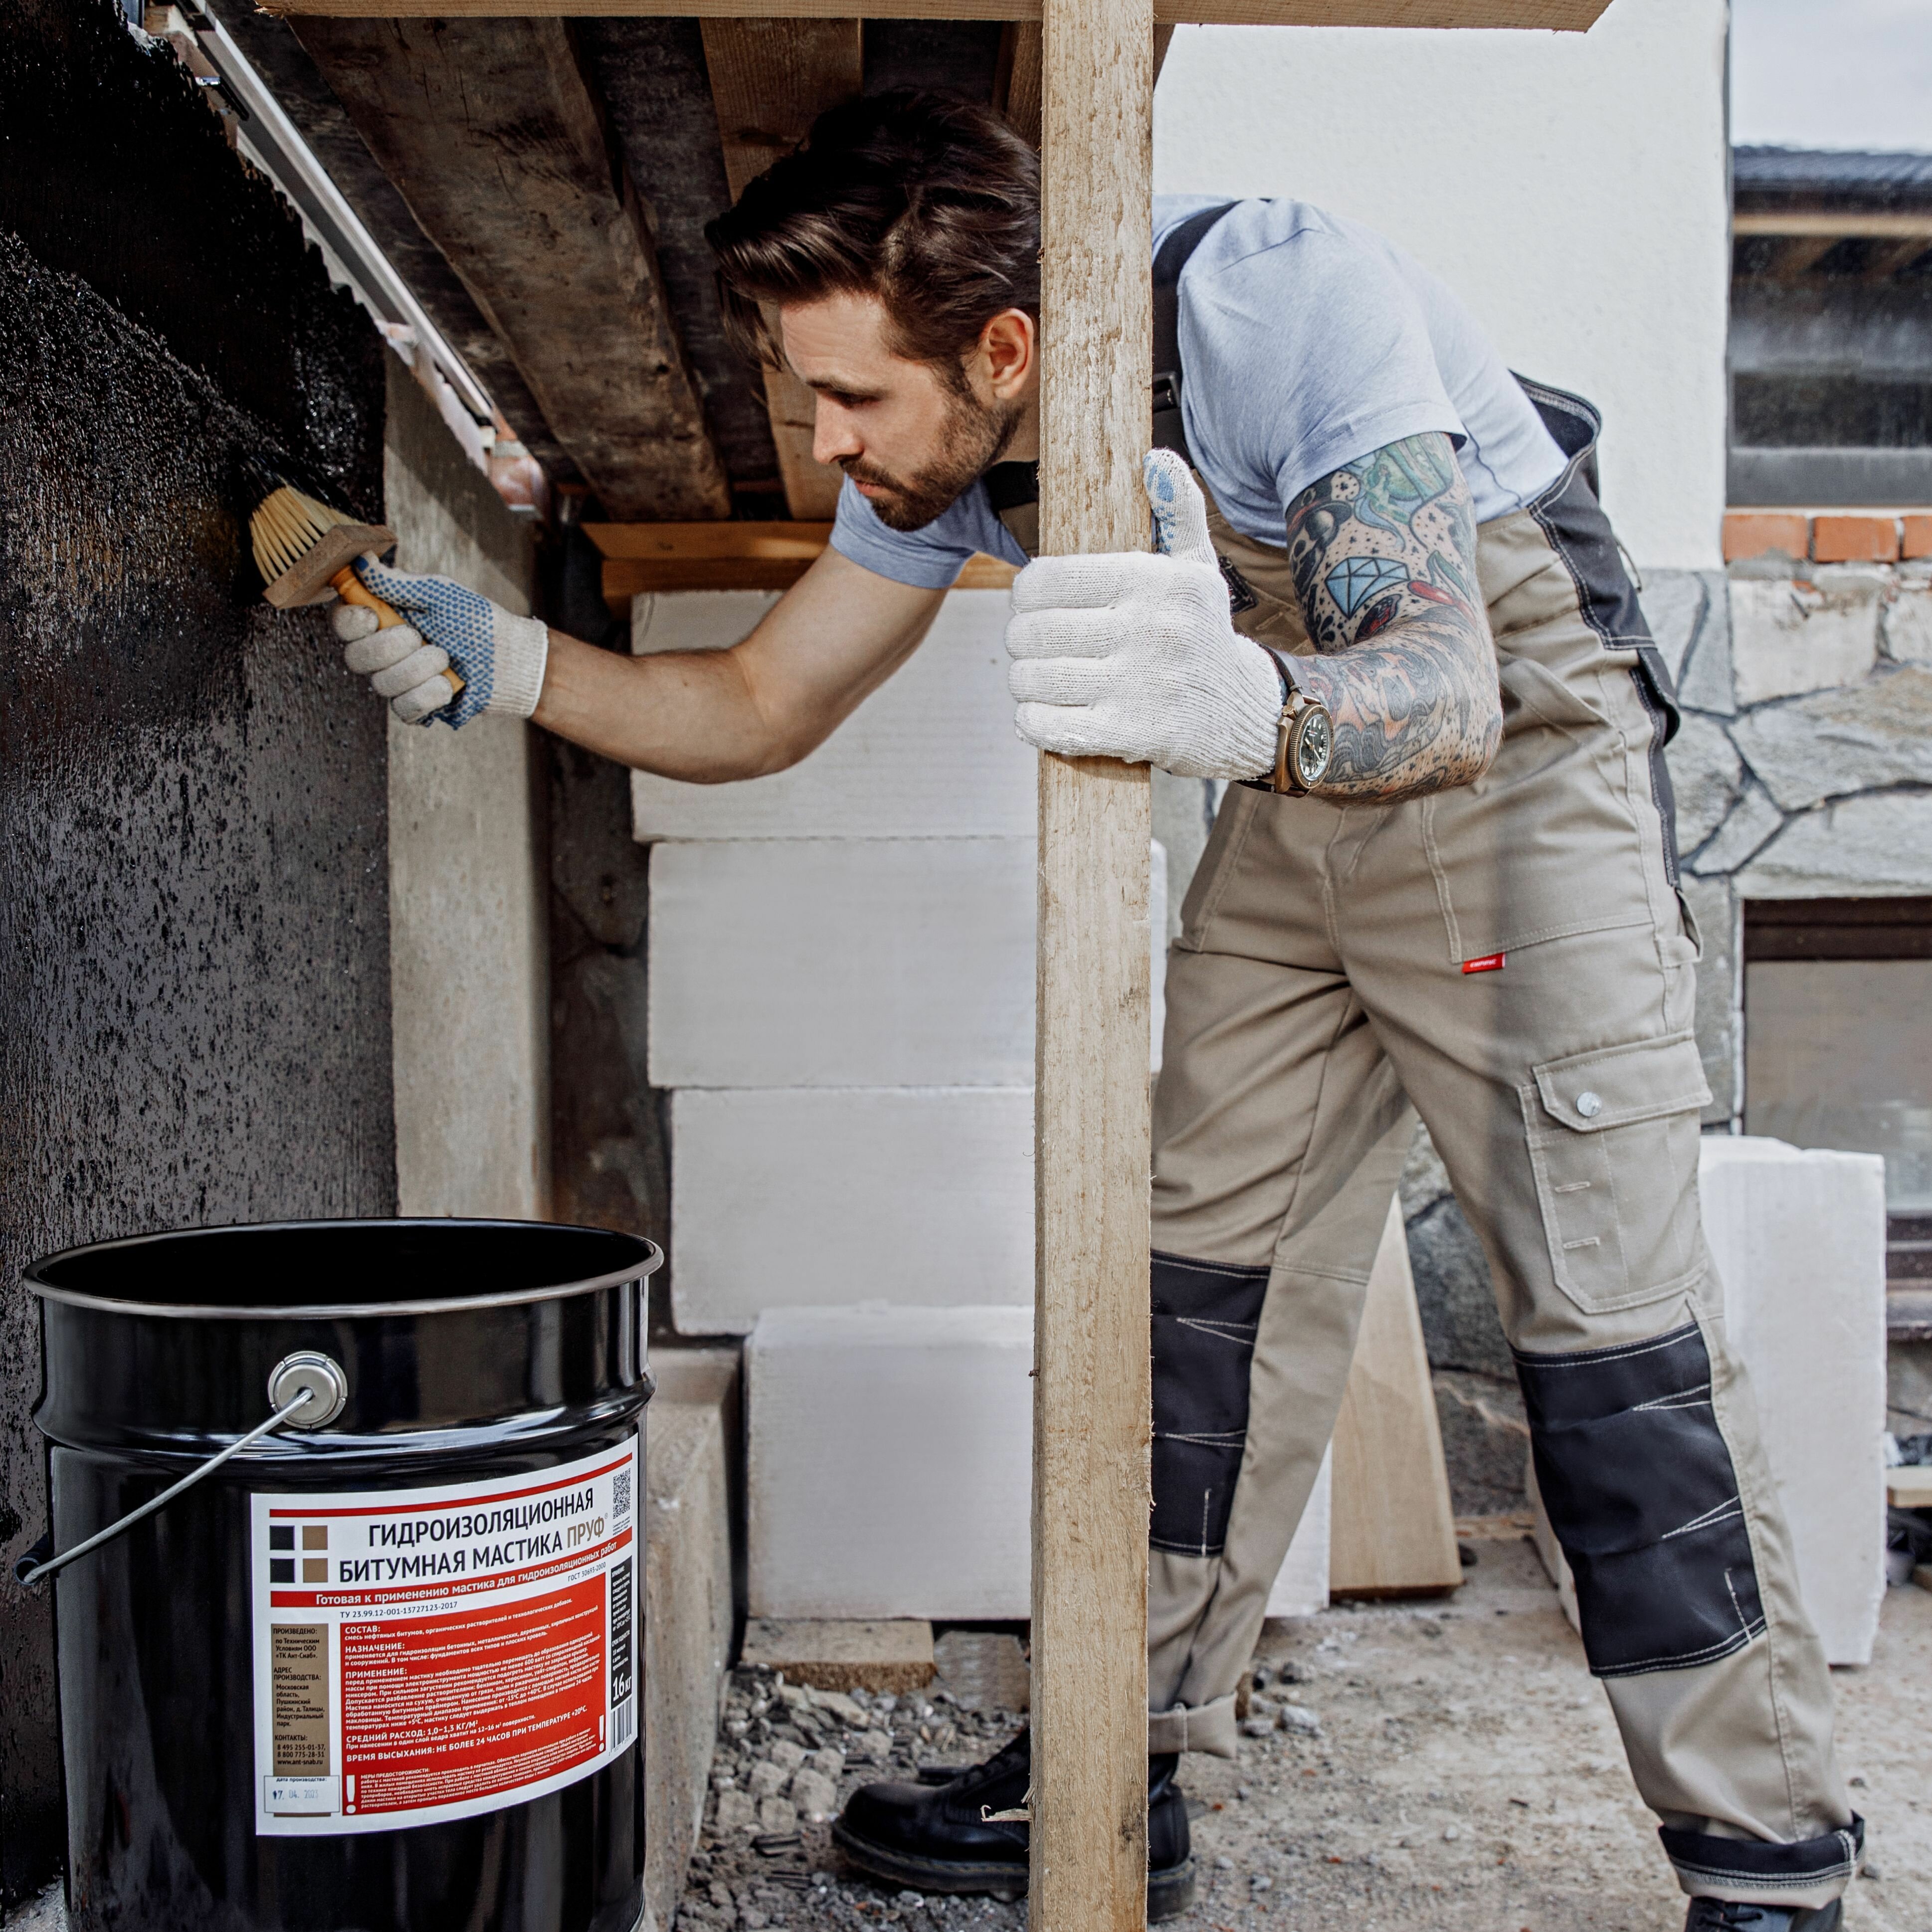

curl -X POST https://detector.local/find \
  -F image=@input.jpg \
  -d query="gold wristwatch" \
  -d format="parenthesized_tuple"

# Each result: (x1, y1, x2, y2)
(1262, 646, 1334, 795)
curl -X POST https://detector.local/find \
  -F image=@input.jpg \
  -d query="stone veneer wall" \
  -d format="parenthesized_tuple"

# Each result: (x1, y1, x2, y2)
(1651, 556, 1932, 1128)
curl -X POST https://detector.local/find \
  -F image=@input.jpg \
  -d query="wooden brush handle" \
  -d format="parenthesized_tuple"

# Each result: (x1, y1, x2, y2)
(331, 567, 467, 698)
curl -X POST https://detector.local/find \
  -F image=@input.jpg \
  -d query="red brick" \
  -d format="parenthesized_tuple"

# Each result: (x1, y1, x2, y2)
(1723, 510, 1809, 564)
(1901, 513, 1932, 560)
(1812, 513, 1899, 563)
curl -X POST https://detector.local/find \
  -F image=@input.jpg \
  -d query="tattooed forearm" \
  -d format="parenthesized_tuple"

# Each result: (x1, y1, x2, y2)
(1279, 433, 1501, 800)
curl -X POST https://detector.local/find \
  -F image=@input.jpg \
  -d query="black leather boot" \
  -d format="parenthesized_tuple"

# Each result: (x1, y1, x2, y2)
(832, 1729, 1197, 1921)
(1684, 1899, 1843, 1930)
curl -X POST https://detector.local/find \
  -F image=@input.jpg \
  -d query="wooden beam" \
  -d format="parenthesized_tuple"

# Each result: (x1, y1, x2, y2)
(701, 18, 863, 518)
(1734, 210, 1932, 239)
(292, 17, 731, 519)
(997, 20, 1172, 149)
(271, 0, 1612, 23)
(993, 21, 1042, 144)
(1031, 0, 1152, 1922)
(587, 521, 1014, 603)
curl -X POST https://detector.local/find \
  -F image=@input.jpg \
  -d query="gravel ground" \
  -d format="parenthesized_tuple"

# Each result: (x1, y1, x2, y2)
(680, 1538, 1932, 1932)
(7, 1548, 1923, 1932)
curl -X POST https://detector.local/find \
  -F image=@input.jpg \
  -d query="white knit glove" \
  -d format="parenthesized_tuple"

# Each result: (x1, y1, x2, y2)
(330, 556, 550, 728)
(1004, 449, 1281, 780)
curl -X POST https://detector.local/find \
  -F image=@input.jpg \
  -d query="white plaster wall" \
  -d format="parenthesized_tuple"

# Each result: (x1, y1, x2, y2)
(1154, 0, 1730, 569)
(383, 356, 550, 1218)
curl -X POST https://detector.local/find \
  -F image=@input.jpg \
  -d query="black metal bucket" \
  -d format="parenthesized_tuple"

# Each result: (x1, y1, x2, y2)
(21, 1218, 660, 1932)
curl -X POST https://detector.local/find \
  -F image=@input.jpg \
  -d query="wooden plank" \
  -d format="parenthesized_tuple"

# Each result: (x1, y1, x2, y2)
(1328, 1196, 1465, 1598)
(1032, 0, 1152, 1920)
(291, 18, 729, 519)
(993, 21, 1042, 144)
(271, 0, 1613, 26)
(1886, 1466, 1932, 1508)
(701, 18, 863, 518)
(593, 521, 1015, 601)
(1734, 211, 1932, 239)
(591, 520, 834, 559)
(629, 587, 1034, 840)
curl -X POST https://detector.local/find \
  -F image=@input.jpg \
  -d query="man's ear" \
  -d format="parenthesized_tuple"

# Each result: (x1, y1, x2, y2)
(980, 309, 1037, 400)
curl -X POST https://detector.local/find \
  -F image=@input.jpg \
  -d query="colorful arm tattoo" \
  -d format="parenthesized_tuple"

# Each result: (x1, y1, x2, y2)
(1281, 432, 1501, 800)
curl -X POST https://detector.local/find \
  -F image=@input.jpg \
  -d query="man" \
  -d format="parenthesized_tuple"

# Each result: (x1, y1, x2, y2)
(335, 91, 1858, 1932)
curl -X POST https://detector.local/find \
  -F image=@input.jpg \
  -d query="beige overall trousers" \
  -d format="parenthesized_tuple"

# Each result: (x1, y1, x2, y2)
(992, 382, 1858, 1906)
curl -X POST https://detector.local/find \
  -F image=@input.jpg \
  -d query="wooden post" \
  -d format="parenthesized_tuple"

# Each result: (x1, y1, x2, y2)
(1032, 0, 1153, 1925)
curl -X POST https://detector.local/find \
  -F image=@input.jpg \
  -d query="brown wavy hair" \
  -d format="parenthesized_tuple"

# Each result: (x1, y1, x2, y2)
(705, 89, 1039, 381)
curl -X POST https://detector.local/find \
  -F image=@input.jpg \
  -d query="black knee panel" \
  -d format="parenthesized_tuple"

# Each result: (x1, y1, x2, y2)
(1516, 1322, 1765, 1677)
(1150, 1252, 1270, 1558)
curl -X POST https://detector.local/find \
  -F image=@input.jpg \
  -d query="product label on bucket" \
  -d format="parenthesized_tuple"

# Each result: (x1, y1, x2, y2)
(248, 1436, 638, 1836)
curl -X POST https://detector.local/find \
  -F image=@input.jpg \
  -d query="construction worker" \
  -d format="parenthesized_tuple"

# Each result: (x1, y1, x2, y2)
(333, 90, 1859, 1932)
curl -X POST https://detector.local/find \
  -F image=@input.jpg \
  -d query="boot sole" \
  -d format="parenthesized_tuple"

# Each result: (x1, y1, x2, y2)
(831, 1822, 1196, 1923)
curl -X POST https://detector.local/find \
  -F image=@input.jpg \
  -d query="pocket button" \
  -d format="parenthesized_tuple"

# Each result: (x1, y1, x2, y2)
(1575, 1091, 1603, 1119)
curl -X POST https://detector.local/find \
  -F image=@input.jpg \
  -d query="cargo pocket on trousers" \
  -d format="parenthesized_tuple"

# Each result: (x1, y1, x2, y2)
(1521, 1032, 1713, 1315)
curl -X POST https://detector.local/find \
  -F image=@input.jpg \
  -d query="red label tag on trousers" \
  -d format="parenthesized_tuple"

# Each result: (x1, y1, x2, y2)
(1461, 953, 1506, 974)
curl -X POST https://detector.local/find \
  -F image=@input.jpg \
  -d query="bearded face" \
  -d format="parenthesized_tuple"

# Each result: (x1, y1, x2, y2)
(837, 382, 1025, 531)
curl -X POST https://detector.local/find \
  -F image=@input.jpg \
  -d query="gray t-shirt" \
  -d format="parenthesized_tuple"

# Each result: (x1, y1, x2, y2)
(829, 194, 1567, 590)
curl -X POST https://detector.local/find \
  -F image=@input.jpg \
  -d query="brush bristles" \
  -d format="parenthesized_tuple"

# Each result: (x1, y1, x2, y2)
(249, 482, 351, 585)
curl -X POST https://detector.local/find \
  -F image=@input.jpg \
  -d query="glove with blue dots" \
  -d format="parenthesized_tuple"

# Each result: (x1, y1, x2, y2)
(329, 556, 550, 728)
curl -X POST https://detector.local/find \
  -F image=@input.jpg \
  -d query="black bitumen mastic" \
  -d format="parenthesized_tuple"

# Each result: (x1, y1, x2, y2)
(0, 0, 396, 1903)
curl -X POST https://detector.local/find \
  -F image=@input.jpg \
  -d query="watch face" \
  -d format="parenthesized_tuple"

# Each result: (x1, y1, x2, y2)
(1293, 707, 1333, 786)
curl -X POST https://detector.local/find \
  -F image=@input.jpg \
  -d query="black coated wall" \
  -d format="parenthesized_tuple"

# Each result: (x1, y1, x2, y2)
(0, 0, 395, 1902)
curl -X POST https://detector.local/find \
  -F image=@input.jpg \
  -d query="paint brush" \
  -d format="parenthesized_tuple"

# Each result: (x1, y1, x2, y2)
(247, 476, 465, 697)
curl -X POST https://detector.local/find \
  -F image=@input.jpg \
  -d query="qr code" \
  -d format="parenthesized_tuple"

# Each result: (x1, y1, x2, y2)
(613, 1466, 632, 1522)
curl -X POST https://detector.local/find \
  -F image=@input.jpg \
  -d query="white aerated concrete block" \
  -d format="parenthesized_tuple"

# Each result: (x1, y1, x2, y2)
(632, 591, 1031, 841)
(749, 1307, 1035, 1620)
(748, 1307, 1330, 1622)
(1267, 1448, 1332, 1619)
(651, 839, 1035, 1088)
(1698, 1136, 1888, 1666)
(651, 839, 1167, 1090)
(670, 1088, 1035, 1335)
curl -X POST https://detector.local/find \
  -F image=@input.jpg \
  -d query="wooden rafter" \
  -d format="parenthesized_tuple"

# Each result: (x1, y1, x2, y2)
(268, 0, 1610, 23)
(293, 16, 732, 519)
(701, 18, 864, 518)
(587, 521, 1015, 602)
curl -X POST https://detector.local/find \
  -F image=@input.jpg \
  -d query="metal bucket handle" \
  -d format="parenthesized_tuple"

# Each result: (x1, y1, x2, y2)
(12, 1351, 349, 1588)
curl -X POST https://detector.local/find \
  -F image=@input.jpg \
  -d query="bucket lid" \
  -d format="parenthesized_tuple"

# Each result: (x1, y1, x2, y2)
(25, 1218, 662, 1320)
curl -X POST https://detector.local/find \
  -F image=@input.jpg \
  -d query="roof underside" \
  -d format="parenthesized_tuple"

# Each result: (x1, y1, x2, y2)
(221, 4, 1611, 524)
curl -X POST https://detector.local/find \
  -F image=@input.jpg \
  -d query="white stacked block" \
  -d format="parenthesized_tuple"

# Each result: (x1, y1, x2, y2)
(649, 838, 1036, 1088)
(1267, 1448, 1332, 1619)
(669, 1088, 1035, 1334)
(749, 1306, 1036, 1619)
(650, 837, 1165, 1094)
(748, 1305, 1330, 1621)
(632, 590, 1032, 841)
(1698, 1136, 1888, 1666)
